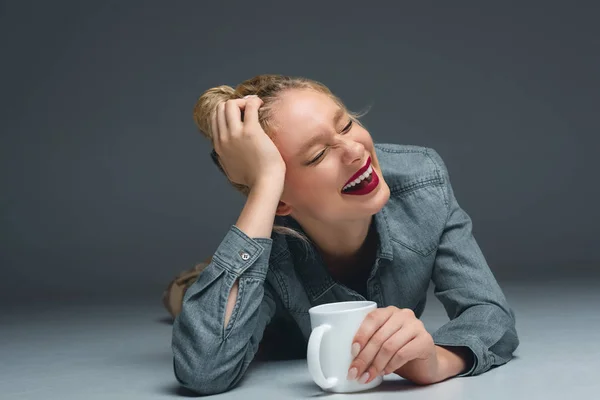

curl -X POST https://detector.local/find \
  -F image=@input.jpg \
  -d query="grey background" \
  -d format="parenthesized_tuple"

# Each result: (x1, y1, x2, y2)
(1, 1, 599, 306)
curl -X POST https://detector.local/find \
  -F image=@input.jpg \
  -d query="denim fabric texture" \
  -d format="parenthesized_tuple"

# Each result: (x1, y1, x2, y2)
(171, 143, 520, 395)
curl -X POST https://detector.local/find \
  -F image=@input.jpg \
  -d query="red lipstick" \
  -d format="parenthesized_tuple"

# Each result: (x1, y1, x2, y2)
(344, 157, 372, 187)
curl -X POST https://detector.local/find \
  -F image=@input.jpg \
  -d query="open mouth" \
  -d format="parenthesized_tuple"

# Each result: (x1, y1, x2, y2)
(342, 157, 375, 193)
(342, 166, 374, 193)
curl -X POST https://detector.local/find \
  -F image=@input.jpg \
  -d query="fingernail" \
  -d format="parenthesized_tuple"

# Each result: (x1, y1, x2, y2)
(351, 343, 360, 358)
(358, 372, 370, 384)
(347, 367, 358, 381)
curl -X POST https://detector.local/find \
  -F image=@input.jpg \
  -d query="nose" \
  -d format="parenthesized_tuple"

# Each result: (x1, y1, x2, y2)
(340, 137, 364, 165)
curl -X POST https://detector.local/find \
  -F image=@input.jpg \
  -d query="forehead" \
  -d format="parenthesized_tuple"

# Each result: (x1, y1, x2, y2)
(271, 89, 340, 154)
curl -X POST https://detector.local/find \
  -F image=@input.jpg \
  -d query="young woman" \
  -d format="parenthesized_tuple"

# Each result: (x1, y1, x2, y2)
(171, 74, 519, 395)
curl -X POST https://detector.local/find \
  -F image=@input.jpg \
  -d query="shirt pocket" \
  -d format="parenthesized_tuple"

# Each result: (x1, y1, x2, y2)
(385, 179, 447, 257)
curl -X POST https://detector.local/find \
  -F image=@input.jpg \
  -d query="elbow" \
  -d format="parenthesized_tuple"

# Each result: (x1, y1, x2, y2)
(508, 322, 520, 355)
(171, 335, 250, 396)
(492, 301, 519, 354)
(490, 320, 520, 365)
(506, 307, 520, 352)
(173, 353, 246, 396)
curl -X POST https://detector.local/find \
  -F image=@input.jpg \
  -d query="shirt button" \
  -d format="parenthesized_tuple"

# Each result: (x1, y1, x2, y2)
(240, 251, 250, 261)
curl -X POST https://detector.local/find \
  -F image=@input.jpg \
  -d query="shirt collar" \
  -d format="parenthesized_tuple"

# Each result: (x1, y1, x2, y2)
(279, 209, 394, 303)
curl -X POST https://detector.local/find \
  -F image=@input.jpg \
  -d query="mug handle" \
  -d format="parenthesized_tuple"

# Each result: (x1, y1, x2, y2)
(307, 324, 339, 389)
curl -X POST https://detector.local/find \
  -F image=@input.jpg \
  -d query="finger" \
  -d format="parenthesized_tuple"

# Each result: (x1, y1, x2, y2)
(346, 307, 393, 381)
(241, 96, 263, 126)
(352, 308, 393, 355)
(220, 96, 261, 130)
(216, 102, 228, 141)
(384, 334, 428, 375)
(365, 323, 419, 382)
(348, 311, 405, 382)
(224, 100, 243, 134)
(210, 106, 220, 150)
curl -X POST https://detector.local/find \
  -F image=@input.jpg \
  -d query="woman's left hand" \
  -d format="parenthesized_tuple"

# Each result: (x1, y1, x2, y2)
(347, 306, 440, 385)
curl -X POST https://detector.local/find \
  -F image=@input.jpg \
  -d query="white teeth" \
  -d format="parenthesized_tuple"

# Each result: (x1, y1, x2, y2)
(361, 166, 373, 180)
(343, 165, 373, 191)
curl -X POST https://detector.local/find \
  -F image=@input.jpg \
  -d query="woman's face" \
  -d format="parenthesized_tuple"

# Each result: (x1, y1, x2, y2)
(271, 89, 390, 223)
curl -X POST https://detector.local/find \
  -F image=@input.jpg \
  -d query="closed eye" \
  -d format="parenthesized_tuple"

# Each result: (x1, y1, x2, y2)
(341, 120, 353, 133)
(306, 120, 354, 165)
(308, 148, 327, 165)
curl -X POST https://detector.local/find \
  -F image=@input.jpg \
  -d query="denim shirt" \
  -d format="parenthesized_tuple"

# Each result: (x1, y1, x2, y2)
(171, 143, 520, 395)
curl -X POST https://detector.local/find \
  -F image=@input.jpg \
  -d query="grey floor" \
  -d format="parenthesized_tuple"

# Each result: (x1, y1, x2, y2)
(2, 280, 599, 399)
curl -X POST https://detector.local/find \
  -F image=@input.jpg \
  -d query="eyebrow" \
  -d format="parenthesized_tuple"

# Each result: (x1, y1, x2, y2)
(298, 108, 346, 157)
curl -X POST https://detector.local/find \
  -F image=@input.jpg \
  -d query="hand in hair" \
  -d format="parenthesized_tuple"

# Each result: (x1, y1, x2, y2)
(211, 95, 286, 189)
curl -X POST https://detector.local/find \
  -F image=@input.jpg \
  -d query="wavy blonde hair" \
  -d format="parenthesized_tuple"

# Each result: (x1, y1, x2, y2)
(192, 74, 369, 242)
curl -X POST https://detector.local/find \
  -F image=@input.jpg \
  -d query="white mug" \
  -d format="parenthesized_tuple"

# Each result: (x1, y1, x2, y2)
(307, 300, 384, 393)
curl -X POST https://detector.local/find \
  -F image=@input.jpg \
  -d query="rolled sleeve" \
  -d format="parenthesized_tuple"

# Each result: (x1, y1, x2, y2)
(427, 148, 520, 376)
(172, 225, 277, 395)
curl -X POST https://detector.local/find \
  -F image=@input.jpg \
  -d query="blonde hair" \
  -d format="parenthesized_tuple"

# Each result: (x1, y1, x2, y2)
(192, 74, 369, 242)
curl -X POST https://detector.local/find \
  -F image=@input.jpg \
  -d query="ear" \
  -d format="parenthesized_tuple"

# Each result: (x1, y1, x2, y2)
(275, 200, 292, 216)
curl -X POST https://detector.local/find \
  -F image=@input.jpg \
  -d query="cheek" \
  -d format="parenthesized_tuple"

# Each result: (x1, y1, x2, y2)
(285, 169, 339, 201)
(282, 172, 311, 200)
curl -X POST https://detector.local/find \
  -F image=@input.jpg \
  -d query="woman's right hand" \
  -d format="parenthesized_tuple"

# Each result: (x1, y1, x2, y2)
(211, 95, 286, 190)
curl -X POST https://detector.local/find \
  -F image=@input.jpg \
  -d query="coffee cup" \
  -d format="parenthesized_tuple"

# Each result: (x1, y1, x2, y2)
(307, 300, 384, 393)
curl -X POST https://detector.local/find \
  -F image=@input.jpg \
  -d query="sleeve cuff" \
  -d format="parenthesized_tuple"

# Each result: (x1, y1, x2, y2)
(432, 333, 485, 377)
(457, 349, 478, 377)
(211, 225, 273, 279)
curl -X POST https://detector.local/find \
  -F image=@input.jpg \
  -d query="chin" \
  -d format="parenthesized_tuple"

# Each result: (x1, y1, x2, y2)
(369, 178, 391, 214)
(347, 176, 391, 216)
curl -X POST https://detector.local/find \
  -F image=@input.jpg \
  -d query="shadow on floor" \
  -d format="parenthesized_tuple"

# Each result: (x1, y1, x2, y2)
(280, 377, 426, 398)
(156, 316, 174, 325)
(159, 383, 200, 397)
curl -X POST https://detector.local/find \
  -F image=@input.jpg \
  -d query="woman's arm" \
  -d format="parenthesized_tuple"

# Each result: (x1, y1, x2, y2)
(172, 178, 284, 395)
(224, 177, 285, 327)
(427, 148, 519, 376)
(340, 148, 518, 385)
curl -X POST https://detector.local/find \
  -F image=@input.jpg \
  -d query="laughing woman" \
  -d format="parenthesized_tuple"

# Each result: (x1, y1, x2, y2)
(171, 74, 519, 395)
